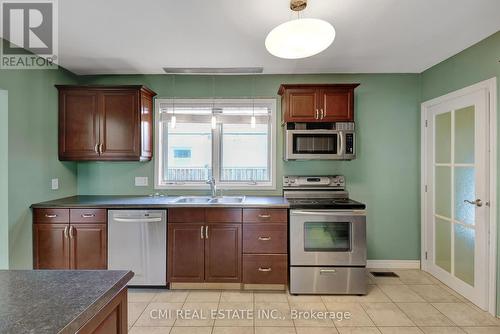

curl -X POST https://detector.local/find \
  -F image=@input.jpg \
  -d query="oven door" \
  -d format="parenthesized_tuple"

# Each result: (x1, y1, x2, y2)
(289, 210, 366, 266)
(285, 130, 341, 160)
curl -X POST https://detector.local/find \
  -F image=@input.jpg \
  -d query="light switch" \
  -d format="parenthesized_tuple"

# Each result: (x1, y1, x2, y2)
(51, 178, 59, 190)
(135, 176, 149, 187)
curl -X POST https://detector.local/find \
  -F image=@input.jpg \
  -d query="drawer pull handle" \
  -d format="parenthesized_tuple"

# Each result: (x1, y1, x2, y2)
(45, 214, 57, 218)
(320, 269, 337, 274)
(258, 236, 271, 241)
(81, 214, 95, 218)
(258, 214, 271, 218)
(258, 267, 272, 272)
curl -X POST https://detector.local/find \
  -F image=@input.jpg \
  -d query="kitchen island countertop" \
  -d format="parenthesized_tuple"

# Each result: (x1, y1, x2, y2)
(0, 270, 133, 334)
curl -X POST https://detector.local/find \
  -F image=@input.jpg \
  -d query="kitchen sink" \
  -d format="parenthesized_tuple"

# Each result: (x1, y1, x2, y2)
(209, 196, 245, 204)
(172, 196, 245, 204)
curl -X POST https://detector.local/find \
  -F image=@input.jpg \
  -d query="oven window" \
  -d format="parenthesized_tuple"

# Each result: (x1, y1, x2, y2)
(293, 134, 337, 154)
(304, 222, 351, 252)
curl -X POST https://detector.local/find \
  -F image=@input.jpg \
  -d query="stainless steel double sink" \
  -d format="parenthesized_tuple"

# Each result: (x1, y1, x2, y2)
(172, 196, 245, 205)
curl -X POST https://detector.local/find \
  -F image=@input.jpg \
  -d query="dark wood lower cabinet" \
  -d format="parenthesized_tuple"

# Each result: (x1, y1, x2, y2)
(71, 224, 107, 269)
(205, 224, 241, 283)
(33, 223, 70, 269)
(167, 223, 205, 282)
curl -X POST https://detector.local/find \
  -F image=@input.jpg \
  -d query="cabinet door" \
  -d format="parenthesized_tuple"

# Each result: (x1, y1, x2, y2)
(99, 90, 140, 160)
(205, 223, 242, 283)
(70, 224, 107, 269)
(33, 224, 70, 269)
(284, 88, 319, 122)
(140, 92, 153, 160)
(59, 90, 100, 160)
(168, 223, 205, 282)
(320, 88, 354, 122)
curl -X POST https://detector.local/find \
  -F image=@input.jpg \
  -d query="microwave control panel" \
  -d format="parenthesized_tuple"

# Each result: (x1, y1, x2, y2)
(345, 133, 355, 155)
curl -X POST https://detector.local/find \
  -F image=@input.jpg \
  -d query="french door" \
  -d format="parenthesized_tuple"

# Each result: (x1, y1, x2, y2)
(422, 81, 494, 311)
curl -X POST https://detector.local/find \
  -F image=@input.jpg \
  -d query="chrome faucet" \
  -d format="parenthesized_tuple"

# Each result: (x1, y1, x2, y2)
(206, 177, 217, 197)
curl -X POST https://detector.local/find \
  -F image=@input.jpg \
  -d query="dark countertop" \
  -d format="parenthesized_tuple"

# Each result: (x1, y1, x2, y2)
(31, 195, 290, 209)
(0, 270, 133, 334)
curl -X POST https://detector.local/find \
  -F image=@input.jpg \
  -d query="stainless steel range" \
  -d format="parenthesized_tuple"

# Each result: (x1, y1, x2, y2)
(284, 175, 367, 295)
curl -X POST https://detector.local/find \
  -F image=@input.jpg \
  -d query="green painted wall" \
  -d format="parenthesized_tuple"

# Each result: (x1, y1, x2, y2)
(0, 89, 8, 269)
(77, 73, 422, 261)
(421, 31, 500, 315)
(0, 62, 79, 268)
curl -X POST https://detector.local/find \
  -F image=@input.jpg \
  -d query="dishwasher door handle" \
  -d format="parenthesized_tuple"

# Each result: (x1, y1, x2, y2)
(113, 217, 163, 223)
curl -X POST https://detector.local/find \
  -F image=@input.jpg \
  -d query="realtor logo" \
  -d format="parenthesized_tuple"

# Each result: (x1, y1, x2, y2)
(0, 0, 58, 69)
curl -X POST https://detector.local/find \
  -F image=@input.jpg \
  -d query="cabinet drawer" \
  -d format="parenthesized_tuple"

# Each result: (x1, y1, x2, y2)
(33, 208, 69, 223)
(70, 208, 106, 223)
(169, 208, 205, 223)
(243, 209, 287, 223)
(206, 208, 242, 223)
(243, 225, 287, 254)
(243, 254, 287, 284)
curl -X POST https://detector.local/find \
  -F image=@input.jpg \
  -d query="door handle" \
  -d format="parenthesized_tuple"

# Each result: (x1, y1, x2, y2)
(315, 109, 319, 120)
(113, 217, 162, 223)
(94, 143, 99, 154)
(63, 226, 69, 239)
(205, 226, 209, 239)
(320, 109, 324, 119)
(258, 267, 272, 272)
(338, 131, 344, 156)
(98, 143, 103, 155)
(200, 226, 204, 239)
(464, 199, 483, 207)
(258, 236, 271, 241)
(320, 269, 337, 274)
(69, 226, 74, 239)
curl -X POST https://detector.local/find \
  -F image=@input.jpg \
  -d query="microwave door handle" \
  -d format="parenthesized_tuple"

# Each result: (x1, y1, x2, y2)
(338, 131, 344, 156)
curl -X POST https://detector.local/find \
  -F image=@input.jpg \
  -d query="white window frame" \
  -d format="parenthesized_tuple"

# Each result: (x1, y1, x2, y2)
(154, 98, 277, 190)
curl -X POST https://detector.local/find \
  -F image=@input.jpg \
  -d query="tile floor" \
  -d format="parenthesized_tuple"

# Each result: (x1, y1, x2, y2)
(127, 269, 500, 334)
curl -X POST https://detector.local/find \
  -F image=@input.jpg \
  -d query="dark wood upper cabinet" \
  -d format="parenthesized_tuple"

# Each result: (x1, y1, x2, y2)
(56, 85, 157, 161)
(278, 84, 359, 123)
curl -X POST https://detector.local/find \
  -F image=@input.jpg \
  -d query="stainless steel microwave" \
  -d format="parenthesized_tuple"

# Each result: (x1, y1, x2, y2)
(285, 129, 356, 160)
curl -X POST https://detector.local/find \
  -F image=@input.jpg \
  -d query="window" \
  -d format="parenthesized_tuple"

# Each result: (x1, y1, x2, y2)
(155, 98, 276, 189)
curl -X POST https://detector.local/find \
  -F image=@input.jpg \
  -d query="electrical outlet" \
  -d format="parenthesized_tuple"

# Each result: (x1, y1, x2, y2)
(51, 178, 59, 190)
(135, 176, 148, 187)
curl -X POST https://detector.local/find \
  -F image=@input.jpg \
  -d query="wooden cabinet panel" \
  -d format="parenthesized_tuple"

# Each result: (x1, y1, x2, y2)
(243, 224, 287, 254)
(205, 223, 241, 283)
(99, 90, 140, 159)
(169, 208, 205, 223)
(70, 208, 107, 223)
(284, 88, 318, 122)
(243, 209, 287, 224)
(70, 224, 107, 270)
(168, 223, 205, 282)
(33, 208, 70, 224)
(320, 88, 354, 122)
(59, 90, 100, 160)
(140, 92, 153, 159)
(33, 223, 70, 269)
(243, 254, 287, 284)
(206, 208, 242, 223)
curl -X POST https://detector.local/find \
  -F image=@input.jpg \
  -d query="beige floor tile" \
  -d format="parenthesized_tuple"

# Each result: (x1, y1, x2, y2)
(213, 327, 254, 334)
(255, 302, 293, 327)
(215, 302, 254, 327)
(186, 290, 221, 302)
(255, 327, 297, 334)
(361, 302, 414, 326)
(220, 291, 254, 302)
(128, 289, 161, 303)
(128, 302, 149, 327)
(175, 302, 218, 327)
(153, 290, 189, 303)
(407, 285, 460, 303)
(321, 286, 390, 303)
(393, 270, 437, 285)
(288, 294, 324, 303)
(378, 327, 423, 334)
(324, 302, 374, 327)
(295, 327, 339, 334)
(135, 302, 183, 327)
(431, 303, 498, 326)
(128, 326, 172, 334)
(254, 291, 289, 303)
(397, 302, 454, 326)
(420, 328, 465, 334)
(336, 328, 381, 334)
(378, 285, 425, 302)
(436, 284, 470, 303)
(170, 327, 213, 334)
(461, 328, 500, 334)
(291, 302, 334, 327)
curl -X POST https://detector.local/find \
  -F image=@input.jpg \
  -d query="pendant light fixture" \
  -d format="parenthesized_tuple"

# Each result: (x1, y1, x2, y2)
(171, 75, 177, 129)
(265, 0, 335, 59)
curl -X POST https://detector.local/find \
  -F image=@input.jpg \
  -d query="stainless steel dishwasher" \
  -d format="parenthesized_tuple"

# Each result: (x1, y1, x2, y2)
(108, 210, 167, 286)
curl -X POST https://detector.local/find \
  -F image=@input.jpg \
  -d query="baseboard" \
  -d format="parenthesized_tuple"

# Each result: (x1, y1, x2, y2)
(367, 260, 421, 269)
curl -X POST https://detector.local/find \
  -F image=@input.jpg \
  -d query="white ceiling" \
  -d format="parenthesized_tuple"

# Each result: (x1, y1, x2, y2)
(59, 0, 500, 75)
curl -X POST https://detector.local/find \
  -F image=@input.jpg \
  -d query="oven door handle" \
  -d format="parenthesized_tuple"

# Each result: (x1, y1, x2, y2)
(290, 210, 366, 216)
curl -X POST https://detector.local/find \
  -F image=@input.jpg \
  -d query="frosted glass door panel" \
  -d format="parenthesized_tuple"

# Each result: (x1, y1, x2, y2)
(435, 112, 451, 163)
(454, 167, 475, 226)
(435, 166, 451, 218)
(435, 217, 451, 273)
(454, 224, 475, 286)
(455, 106, 475, 164)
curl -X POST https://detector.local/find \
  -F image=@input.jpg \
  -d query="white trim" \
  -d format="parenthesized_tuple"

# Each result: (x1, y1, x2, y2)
(367, 260, 421, 269)
(421, 77, 497, 316)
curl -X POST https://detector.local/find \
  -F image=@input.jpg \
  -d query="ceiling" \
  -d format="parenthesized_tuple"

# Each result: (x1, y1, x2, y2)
(58, 0, 500, 75)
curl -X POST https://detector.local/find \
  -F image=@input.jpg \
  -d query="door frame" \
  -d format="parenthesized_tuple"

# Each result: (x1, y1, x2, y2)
(420, 77, 497, 315)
